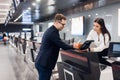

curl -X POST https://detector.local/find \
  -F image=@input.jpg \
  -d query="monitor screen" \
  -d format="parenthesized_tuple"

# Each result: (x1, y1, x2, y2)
(108, 42, 120, 57)
(113, 44, 120, 52)
(71, 16, 84, 36)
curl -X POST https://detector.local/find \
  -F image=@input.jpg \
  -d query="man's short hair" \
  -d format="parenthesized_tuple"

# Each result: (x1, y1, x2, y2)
(54, 14, 66, 22)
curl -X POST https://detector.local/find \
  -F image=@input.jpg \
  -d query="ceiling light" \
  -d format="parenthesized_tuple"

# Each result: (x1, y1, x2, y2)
(0, 18, 5, 19)
(46, 6, 55, 14)
(36, 0, 41, 2)
(32, 2, 36, 6)
(0, 9, 9, 11)
(96, 13, 98, 16)
(105, 14, 112, 16)
(47, 0, 55, 5)
(88, 15, 91, 17)
(0, 13, 7, 15)
(22, 28, 31, 31)
(28, 7, 31, 10)
(0, 21, 4, 23)
(0, 3, 10, 6)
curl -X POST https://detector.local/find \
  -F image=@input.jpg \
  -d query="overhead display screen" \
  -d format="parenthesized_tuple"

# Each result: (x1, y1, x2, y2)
(71, 16, 84, 36)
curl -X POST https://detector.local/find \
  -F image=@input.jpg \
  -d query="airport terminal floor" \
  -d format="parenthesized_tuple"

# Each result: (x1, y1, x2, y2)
(0, 41, 115, 80)
(0, 42, 38, 80)
(0, 43, 17, 80)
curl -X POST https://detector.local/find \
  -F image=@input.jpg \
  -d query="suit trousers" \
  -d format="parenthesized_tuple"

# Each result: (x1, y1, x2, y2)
(35, 64, 52, 80)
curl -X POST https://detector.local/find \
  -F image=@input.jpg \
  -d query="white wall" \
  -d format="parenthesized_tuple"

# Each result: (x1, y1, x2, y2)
(41, 3, 120, 42)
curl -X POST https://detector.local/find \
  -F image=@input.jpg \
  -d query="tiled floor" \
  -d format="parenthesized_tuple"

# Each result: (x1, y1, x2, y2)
(0, 44, 17, 80)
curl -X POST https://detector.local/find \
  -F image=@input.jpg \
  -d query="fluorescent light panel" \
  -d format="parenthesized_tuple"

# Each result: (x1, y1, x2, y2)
(36, 0, 41, 2)
(14, 14, 22, 22)
(47, 0, 55, 5)
(0, 9, 9, 11)
(0, 3, 10, 6)
(32, 2, 36, 6)
(22, 28, 31, 31)
(0, 13, 7, 15)
(0, 18, 5, 19)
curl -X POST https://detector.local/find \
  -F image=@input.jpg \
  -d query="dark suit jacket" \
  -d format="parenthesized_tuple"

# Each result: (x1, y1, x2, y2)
(35, 25, 73, 69)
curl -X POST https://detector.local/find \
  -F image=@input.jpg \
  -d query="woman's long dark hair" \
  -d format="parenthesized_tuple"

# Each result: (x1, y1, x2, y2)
(94, 18, 111, 45)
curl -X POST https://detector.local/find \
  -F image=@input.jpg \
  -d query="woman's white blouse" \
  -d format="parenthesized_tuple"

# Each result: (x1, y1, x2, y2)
(86, 30, 110, 52)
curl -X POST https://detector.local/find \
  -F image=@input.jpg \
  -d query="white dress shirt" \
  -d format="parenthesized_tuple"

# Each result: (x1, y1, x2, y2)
(86, 30, 110, 52)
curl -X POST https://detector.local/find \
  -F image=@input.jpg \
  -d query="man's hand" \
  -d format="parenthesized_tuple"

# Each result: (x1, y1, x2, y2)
(73, 42, 83, 49)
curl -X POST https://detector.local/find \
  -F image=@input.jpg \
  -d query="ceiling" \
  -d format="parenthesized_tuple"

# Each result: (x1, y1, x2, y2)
(10, 0, 91, 22)
(0, 0, 120, 32)
(10, 0, 120, 23)
(0, 0, 120, 25)
(0, 0, 12, 24)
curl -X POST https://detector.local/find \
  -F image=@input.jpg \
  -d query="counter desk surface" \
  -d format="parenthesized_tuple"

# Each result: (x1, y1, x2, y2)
(60, 49, 99, 63)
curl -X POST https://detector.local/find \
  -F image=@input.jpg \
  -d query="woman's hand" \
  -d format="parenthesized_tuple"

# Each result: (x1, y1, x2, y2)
(87, 48, 94, 52)
(73, 42, 83, 49)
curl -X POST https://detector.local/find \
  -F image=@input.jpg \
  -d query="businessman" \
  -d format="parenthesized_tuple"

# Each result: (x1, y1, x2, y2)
(35, 13, 76, 80)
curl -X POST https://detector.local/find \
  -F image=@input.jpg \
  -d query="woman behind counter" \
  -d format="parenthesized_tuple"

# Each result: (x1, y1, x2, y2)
(86, 18, 111, 66)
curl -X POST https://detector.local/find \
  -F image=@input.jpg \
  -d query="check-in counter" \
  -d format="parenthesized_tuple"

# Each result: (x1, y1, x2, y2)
(28, 41, 41, 62)
(25, 40, 40, 63)
(111, 61, 120, 80)
(21, 40, 40, 80)
(9, 37, 41, 80)
(57, 50, 100, 80)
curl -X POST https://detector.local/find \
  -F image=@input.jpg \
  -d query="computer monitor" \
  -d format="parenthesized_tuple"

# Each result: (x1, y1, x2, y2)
(108, 42, 120, 57)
